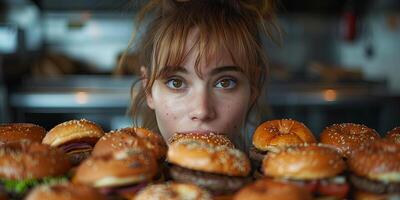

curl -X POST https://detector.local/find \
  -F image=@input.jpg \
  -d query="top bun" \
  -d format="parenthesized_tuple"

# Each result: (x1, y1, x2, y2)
(0, 141, 71, 180)
(134, 182, 212, 200)
(320, 123, 380, 158)
(119, 127, 167, 160)
(386, 127, 400, 144)
(26, 183, 106, 200)
(0, 123, 46, 144)
(234, 179, 313, 200)
(262, 144, 345, 180)
(252, 119, 316, 151)
(167, 140, 250, 177)
(168, 132, 234, 148)
(73, 149, 157, 187)
(93, 127, 167, 161)
(92, 131, 148, 157)
(348, 139, 400, 183)
(43, 119, 104, 147)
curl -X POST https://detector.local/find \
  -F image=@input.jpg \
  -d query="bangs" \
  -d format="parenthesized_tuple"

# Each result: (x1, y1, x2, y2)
(149, 2, 266, 87)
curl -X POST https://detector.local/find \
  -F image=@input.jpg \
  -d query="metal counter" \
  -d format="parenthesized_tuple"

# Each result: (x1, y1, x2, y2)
(9, 76, 389, 108)
(6, 75, 399, 134)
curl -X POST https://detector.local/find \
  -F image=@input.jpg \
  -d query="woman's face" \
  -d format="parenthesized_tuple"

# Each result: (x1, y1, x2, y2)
(146, 33, 252, 142)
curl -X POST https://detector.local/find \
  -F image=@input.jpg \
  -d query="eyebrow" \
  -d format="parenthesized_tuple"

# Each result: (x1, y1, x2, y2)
(157, 65, 243, 78)
(157, 66, 187, 78)
(210, 65, 243, 76)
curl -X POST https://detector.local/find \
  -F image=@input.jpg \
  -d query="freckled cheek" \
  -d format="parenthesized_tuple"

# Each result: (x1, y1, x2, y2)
(157, 100, 184, 122)
(218, 101, 249, 130)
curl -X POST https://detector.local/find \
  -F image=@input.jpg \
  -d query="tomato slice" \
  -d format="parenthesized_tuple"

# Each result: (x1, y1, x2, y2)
(318, 183, 350, 198)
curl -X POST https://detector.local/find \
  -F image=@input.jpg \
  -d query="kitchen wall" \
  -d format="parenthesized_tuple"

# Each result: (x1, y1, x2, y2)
(3, 1, 399, 91)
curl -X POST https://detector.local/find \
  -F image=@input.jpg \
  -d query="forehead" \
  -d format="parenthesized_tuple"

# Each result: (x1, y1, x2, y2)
(156, 29, 241, 78)
(182, 30, 235, 70)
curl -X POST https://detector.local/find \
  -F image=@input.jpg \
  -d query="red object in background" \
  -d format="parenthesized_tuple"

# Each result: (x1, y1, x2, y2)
(342, 11, 357, 41)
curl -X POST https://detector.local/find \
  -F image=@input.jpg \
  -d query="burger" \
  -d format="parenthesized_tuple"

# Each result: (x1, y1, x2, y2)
(42, 119, 105, 165)
(168, 132, 234, 148)
(250, 119, 317, 171)
(73, 147, 157, 199)
(134, 182, 212, 200)
(92, 127, 167, 162)
(25, 182, 107, 200)
(92, 127, 168, 184)
(386, 127, 400, 144)
(347, 139, 400, 199)
(0, 141, 71, 199)
(262, 144, 350, 199)
(167, 136, 252, 197)
(320, 123, 380, 158)
(233, 178, 313, 200)
(0, 123, 46, 144)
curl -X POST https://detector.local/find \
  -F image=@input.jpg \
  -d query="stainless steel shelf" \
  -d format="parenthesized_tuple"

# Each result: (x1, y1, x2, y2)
(9, 76, 394, 109)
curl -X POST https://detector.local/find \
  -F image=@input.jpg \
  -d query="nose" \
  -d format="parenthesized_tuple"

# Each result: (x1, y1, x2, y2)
(189, 89, 216, 122)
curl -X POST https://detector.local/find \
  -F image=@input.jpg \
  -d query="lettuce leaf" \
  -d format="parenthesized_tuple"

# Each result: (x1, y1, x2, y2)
(0, 175, 69, 195)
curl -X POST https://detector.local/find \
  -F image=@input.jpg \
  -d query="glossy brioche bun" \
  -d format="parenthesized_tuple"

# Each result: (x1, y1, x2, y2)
(348, 140, 400, 183)
(386, 127, 400, 144)
(320, 123, 380, 158)
(234, 179, 313, 200)
(167, 140, 250, 177)
(0, 141, 71, 180)
(92, 131, 148, 157)
(134, 182, 212, 200)
(252, 119, 316, 151)
(262, 144, 345, 180)
(26, 183, 106, 200)
(73, 149, 157, 187)
(168, 132, 234, 148)
(353, 190, 400, 200)
(108, 127, 167, 160)
(43, 119, 104, 147)
(0, 123, 46, 144)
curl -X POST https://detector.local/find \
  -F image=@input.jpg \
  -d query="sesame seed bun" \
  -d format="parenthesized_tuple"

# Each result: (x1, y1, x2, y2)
(73, 149, 157, 188)
(252, 119, 316, 152)
(0, 142, 71, 180)
(320, 123, 380, 158)
(134, 182, 212, 200)
(234, 179, 313, 200)
(168, 132, 234, 148)
(348, 140, 400, 183)
(0, 123, 46, 144)
(386, 127, 400, 144)
(107, 127, 167, 160)
(25, 183, 107, 200)
(167, 140, 250, 177)
(262, 144, 346, 180)
(42, 119, 104, 147)
(92, 131, 148, 157)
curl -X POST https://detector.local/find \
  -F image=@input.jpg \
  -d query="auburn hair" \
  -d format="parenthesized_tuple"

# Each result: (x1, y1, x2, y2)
(119, 0, 280, 149)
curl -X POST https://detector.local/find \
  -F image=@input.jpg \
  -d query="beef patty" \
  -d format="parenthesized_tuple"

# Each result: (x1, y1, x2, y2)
(169, 164, 252, 195)
(350, 174, 400, 194)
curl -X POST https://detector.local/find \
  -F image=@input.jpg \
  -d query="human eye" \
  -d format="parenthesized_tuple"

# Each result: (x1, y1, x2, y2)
(215, 77, 237, 89)
(165, 77, 186, 90)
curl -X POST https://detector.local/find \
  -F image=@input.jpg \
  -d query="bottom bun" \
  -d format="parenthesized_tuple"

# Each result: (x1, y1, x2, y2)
(354, 190, 400, 200)
(213, 194, 234, 200)
(134, 182, 212, 200)
(25, 183, 106, 200)
(234, 178, 313, 200)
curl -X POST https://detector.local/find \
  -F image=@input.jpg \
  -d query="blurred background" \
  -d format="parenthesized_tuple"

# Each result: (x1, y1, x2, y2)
(0, 0, 399, 136)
